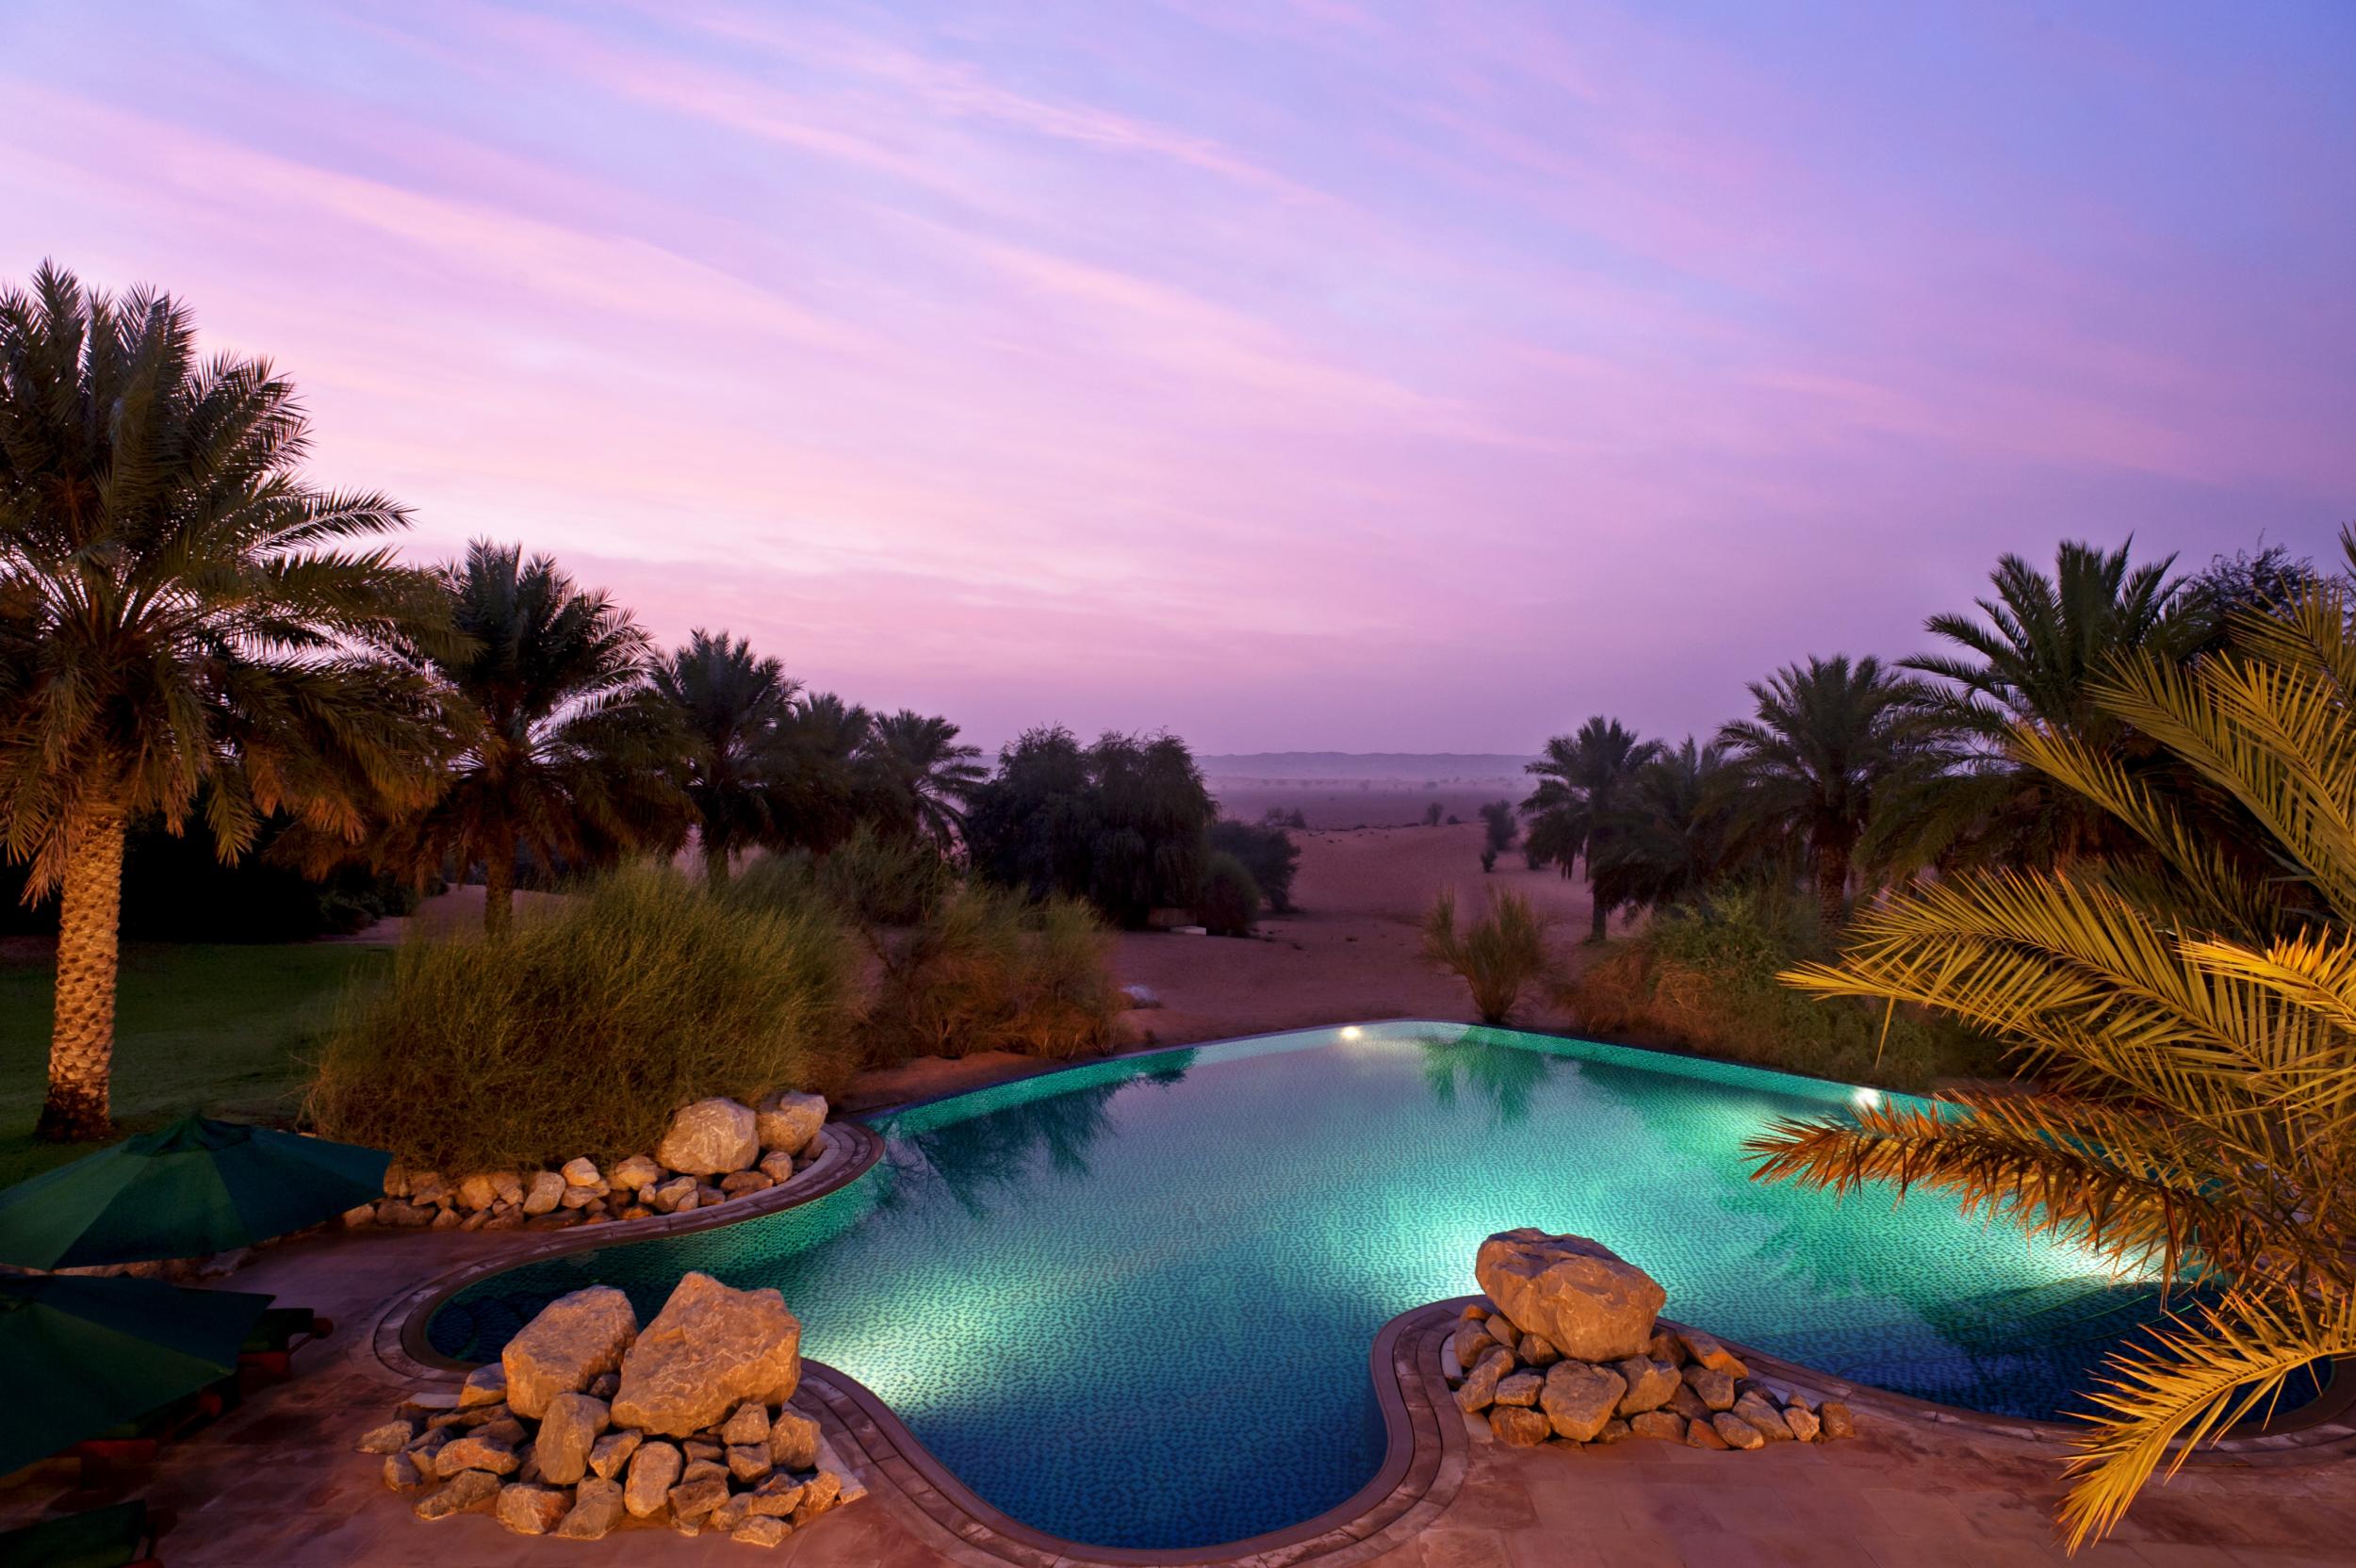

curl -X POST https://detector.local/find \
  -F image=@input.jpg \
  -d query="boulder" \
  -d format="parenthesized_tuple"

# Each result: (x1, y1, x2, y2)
(1450, 1319, 1497, 1373)
(1475, 1230, 1666, 1364)
(378, 1200, 435, 1228)
(1667, 1382, 1711, 1422)
(1612, 1357, 1682, 1416)
(495, 1483, 571, 1535)
(728, 1444, 773, 1483)
(721, 1401, 771, 1446)
(1733, 1392, 1794, 1442)
(520, 1171, 566, 1216)
(1540, 1360, 1627, 1443)
(1645, 1330, 1684, 1364)
(1681, 1364, 1736, 1412)
(500, 1289, 637, 1420)
(561, 1156, 602, 1186)
(356, 1419, 416, 1454)
(588, 1429, 643, 1479)
(612, 1272, 803, 1436)
(1594, 1416, 1631, 1444)
(1517, 1332, 1561, 1368)
(535, 1392, 610, 1484)
(1493, 1370, 1544, 1408)
(455, 1172, 505, 1212)
(758, 1151, 796, 1183)
(1685, 1417, 1731, 1450)
(1676, 1326, 1748, 1377)
(1711, 1413, 1765, 1450)
(460, 1364, 507, 1409)
(1783, 1403, 1822, 1442)
(755, 1091, 827, 1156)
(340, 1203, 376, 1228)
(649, 1176, 698, 1214)
(434, 1433, 517, 1477)
(1452, 1346, 1513, 1413)
(720, 1171, 773, 1197)
(733, 1517, 792, 1548)
(1488, 1405, 1551, 1446)
(791, 1470, 844, 1527)
(624, 1440, 683, 1517)
(655, 1099, 760, 1176)
(1820, 1402, 1857, 1440)
(613, 1153, 664, 1191)
(769, 1407, 822, 1471)
(743, 1474, 806, 1518)
(556, 1477, 627, 1541)
(668, 1467, 731, 1521)
(383, 1451, 428, 1492)
(416, 1469, 500, 1520)
(1628, 1411, 1685, 1442)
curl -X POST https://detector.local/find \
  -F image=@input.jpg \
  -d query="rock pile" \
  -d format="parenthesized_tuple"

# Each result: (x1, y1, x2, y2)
(1448, 1229, 1857, 1452)
(347, 1091, 830, 1233)
(360, 1271, 863, 1547)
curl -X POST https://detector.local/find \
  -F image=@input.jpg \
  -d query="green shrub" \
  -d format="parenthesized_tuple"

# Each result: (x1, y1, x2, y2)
(306, 862, 857, 1169)
(1422, 888, 1555, 1024)
(865, 884, 1120, 1064)
(1479, 799, 1517, 855)
(1207, 819, 1300, 912)
(728, 825, 954, 930)
(1193, 851, 1263, 936)
(1561, 887, 2003, 1091)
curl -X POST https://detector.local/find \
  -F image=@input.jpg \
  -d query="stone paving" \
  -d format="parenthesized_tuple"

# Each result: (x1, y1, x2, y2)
(4, 1225, 2352, 1566)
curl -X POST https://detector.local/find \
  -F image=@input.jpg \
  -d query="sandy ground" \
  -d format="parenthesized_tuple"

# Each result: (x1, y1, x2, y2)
(847, 822, 1603, 1109)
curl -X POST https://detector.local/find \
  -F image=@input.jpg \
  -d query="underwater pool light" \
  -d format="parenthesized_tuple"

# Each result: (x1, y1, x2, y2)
(1852, 1086, 1881, 1109)
(1339, 1025, 1364, 1040)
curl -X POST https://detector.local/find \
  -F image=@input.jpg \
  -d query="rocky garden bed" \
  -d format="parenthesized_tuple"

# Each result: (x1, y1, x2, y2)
(345, 1091, 830, 1233)
(1447, 1228, 1857, 1451)
(360, 1269, 862, 1546)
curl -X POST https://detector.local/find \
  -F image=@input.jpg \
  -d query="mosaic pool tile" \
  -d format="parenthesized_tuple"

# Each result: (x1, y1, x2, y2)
(429, 1022, 2197, 1550)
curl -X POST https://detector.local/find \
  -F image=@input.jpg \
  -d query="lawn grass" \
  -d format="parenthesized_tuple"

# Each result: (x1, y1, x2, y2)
(0, 941, 389, 1186)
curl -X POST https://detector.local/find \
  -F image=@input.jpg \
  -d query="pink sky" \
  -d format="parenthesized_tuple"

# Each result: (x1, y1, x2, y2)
(4, 1, 2350, 752)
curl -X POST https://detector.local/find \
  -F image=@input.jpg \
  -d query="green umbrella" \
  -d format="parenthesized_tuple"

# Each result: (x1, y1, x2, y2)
(0, 1274, 270, 1475)
(0, 1116, 390, 1269)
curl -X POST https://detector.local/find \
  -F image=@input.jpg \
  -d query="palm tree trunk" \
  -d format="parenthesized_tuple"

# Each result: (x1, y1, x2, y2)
(1588, 868, 1609, 944)
(703, 842, 729, 890)
(1816, 843, 1848, 929)
(484, 841, 516, 939)
(39, 814, 126, 1141)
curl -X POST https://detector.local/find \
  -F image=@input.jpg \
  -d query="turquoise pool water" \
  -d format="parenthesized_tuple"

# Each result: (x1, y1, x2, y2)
(428, 1022, 2177, 1549)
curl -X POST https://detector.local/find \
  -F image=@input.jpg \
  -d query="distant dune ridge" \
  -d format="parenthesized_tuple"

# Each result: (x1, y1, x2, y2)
(1197, 752, 1535, 783)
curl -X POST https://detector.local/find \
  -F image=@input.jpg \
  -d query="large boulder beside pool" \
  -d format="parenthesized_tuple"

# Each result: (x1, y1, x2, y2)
(501, 1286, 640, 1419)
(654, 1098, 761, 1176)
(1474, 1229, 1665, 1364)
(611, 1271, 802, 1437)
(754, 1092, 826, 1158)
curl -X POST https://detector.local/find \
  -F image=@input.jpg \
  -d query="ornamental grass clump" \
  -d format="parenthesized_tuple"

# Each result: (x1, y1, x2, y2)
(307, 862, 856, 1171)
(1423, 888, 1554, 1025)
(864, 884, 1120, 1064)
(1749, 542, 2356, 1549)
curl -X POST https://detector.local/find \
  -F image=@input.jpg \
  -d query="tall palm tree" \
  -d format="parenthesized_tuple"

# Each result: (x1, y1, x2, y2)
(776, 691, 874, 853)
(1873, 539, 2201, 872)
(1750, 546, 2356, 1549)
(651, 629, 802, 887)
(1586, 737, 1735, 916)
(860, 710, 985, 852)
(380, 542, 683, 936)
(1522, 716, 1661, 942)
(0, 265, 450, 1138)
(1714, 654, 1922, 928)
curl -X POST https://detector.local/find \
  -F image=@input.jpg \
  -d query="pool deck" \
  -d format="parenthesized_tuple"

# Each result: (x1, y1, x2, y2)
(4, 1214, 2352, 1568)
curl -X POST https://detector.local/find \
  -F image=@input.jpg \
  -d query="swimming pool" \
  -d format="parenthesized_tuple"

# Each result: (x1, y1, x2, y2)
(425, 1022, 2175, 1549)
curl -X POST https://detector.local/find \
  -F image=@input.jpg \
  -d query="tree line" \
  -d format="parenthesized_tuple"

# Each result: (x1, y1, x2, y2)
(1515, 537, 2302, 941)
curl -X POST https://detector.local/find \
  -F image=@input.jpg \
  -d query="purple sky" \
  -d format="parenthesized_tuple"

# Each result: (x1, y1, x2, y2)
(5, 2, 2351, 753)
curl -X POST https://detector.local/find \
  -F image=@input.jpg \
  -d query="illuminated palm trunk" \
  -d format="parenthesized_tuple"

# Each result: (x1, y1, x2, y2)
(40, 814, 126, 1141)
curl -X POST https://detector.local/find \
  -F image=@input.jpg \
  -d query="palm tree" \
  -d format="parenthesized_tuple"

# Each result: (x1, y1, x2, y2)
(651, 629, 802, 887)
(1874, 539, 2201, 872)
(1586, 737, 1735, 916)
(1522, 716, 1661, 941)
(1714, 654, 1922, 928)
(0, 265, 450, 1138)
(775, 691, 873, 853)
(860, 710, 986, 852)
(380, 541, 683, 936)
(1749, 545, 2356, 1549)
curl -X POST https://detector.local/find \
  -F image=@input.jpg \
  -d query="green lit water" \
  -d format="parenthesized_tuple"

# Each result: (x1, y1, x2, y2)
(430, 1022, 2170, 1549)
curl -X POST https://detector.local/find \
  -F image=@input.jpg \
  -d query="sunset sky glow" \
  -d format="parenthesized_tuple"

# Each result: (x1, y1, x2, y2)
(5, 1, 2352, 752)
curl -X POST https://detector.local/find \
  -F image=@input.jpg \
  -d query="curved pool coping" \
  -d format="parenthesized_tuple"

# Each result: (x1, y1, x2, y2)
(376, 1020, 2356, 1563)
